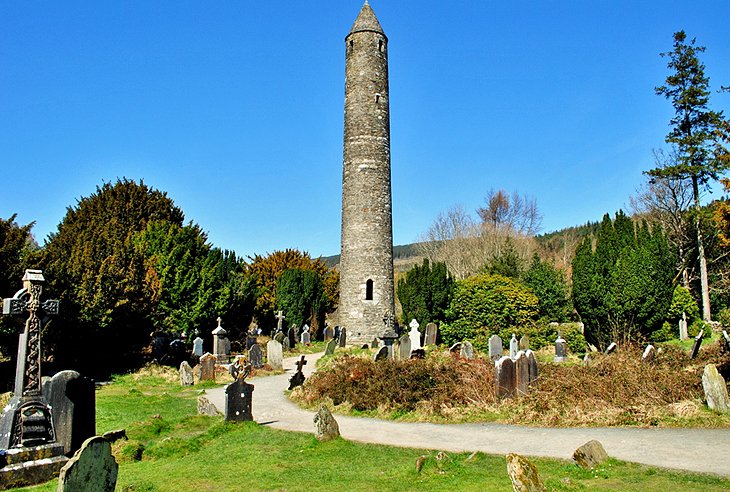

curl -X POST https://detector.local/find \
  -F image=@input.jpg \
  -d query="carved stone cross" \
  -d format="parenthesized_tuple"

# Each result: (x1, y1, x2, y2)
(275, 310, 286, 330)
(295, 355, 307, 373)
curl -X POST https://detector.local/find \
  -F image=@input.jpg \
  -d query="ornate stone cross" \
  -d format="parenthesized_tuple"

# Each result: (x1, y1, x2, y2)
(275, 310, 286, 331)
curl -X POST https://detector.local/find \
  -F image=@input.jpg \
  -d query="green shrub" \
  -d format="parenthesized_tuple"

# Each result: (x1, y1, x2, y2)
(496, 321, 586, 354)
(522, 254, 572, 322)
(717, 308, 730, 330)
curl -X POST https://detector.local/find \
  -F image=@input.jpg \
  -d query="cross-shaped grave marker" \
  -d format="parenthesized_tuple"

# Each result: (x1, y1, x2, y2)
(288, 355, 308, 390)
(275, 310, 286, 331)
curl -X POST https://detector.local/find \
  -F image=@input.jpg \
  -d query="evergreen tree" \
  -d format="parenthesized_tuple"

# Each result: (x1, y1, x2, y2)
(522, 253, 571, 322)
(276, 269, 328, 329)
(396, 259, 453, 326)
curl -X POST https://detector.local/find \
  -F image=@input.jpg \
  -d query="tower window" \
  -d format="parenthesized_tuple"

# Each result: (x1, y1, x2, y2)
(349, 40, 354, 49)
(375, 94, 380, 104)
(378, 39, 384, 52)
(365, 279, 374, 300)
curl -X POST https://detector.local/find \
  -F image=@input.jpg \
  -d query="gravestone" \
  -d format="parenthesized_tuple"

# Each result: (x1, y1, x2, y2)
(333, 326, 341, 341)
(339, 327, 347, 348)
(197, 395, 220, 416)
(408, 319, 421, 351)
(249, 344, 263, 369)
(212, 318, 230, 363)
(525, 350, 539, 383)
(288, 327, 297, 348)
(373, 346, 389, 361)
(506, 453, 545, 492)
(167, 339, 187, 367)
(642, 345, 656, 364)
(702, 364, 730, 413)
(424, 323, 438, 345)
(288, 356, 307, 390)
(514, 351, 530, 396)
(325, 338, 337, 356)
(554, 333, 567, 362)
(267, 340, 284, 371)
(604, 342, 617, 355)
(460, 341, 474, 360)
(690, 330, 704, 359)
(42, 370, 96, 457)
(381, 313, 399, 359)
(371, 337, 379, 349)
(488, 334, 503, 362)
(324, 326, 334, 341)
(275, 310, 286, 332)
(449, 342, 462, 354)
(224, 378, 254, 422)
(573, 440, 609, 470)
(509, 334, 519, 358)
(199, 353, 216, 382)
(398, 334, 411, 360)
(495, 356, 516, 398)
(679, 312, 689, 340)
(519, 335, 530, 351)
(301, 325, 311, 345)
(192, 337, 204, 357)
(723, 330, 730, 353)
(56, 436, 118, 492)
(273, 331, 285, 344)
(410, 348, 426, 359)
(313, 405, 340, 442)
(282, 336, 291, 351)
(179, 361, 194, 386)
(152, 331, 170, 362)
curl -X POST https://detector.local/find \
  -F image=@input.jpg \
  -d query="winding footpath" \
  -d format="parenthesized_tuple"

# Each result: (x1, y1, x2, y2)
(205, 352, 730, 477)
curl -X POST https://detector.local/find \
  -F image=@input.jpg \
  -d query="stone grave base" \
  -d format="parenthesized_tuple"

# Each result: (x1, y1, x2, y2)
(0, 443, 69, 490)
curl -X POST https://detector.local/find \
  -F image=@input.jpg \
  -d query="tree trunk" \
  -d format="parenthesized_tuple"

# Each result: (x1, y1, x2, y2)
(692, 176, 712, 321)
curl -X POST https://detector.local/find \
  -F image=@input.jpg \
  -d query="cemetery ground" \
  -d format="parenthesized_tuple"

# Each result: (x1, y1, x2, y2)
(10, 363, 730, 492)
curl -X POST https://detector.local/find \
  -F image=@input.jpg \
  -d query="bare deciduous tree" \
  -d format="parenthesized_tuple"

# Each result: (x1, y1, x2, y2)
(477, 189, 543, 236)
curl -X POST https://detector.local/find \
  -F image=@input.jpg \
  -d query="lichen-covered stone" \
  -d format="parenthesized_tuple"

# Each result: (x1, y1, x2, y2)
(197, 395, 221, 417)
(702, 364, 730, 413)
(56, 436, 118, 492)
(313, 405, 340, 442)
(572, 439, 609, 469)
(505, 453, 545, 492)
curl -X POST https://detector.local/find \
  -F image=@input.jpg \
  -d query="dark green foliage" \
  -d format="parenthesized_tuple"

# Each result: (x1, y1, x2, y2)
(495, 321, 587, 354)
(441, 274, 539, 347)
(571, 211, 675, 349)
(522, 254, 572, 322)
(396, 259, 453, 326)
(276, 268, 329, 329)
(482, 238, 524, 278)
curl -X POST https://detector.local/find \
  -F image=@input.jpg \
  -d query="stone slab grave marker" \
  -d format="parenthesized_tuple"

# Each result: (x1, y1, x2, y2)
(424, 322, 438, 345)
(702, 364, 730, 413)
(408, 319, 421, 350)
(273, 331, 285, 344)
(679, 312, 689, 340)
(313, 405, 340, 442)
(690, 330, 704, 359)
(42, 370, 95, 457)
(506, 453, 545, 492)
(0, 270, 69, 488)
(460, 340, 474, 360)
(495, 356, 516, 398)
(323, 325, 334, 341)
(179, 361, 194, 386)
(300, 325, 311, 345)
(56, 436, 118, 492)
(573, 440, 609, 470)
(380, 313, 399, 359)
(288, 356, 308, 390)
(371, 337, 379, 349)
(519, 335, 530, 351)
(642, 344, 656, 364)
(373, 346, 389, 361)
(525, 350, 539, 383)
(287, 327, 297, 349)
(199, 353, 216, 382)
(604, 342, 617, 355)
(325, 338, 337, 356)
(212, 317, 230, 363)
(510, 333, 519, 358)
(488, 334, 503, 362)
(282, 336, 291, 352)
(339, 327, 347, 347)
(554, 332, 567, 362)
(266, 339, 283, 371)
(224, 365, 254, 422)
(398, 334, 411, 360)
(514, 351, 530, 396)
(192, 336, 204, 358)
(248, 343, 263, 369)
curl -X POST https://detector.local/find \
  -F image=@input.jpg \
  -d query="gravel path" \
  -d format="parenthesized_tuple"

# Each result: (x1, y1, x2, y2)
(205, 352, 730, 477)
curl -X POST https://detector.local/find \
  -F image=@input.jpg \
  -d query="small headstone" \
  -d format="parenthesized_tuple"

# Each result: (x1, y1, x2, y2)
(554, 333, 567, 362)
(495, 356, 516, 398)
(325, 338, 337, 356)
(408, 323, 422, 351)
(702, 364, 730, 413)
(361, 344, 370, 350)
(689, 330, 704, 359)
(519, 335, 530, 351)
(282, 336, 291, 351)
(313, 405, 340, 441)
(324, 326, 334, 341)
(642, 344, 656, 364)
(339, 327, 347, 347)
(371, 337, 379, 349)
(199, 353, 216, 382)
(424, 322, 438, 345)
(488, 334, 503, 362)
(179, 361, 194, 386)
(301, 325, 311, 345)
(460, 341, 474, 360)
(249, 344, 263, 369)
(410, 348, 426, 359)
(197, 395, 221, 416)
(373, 346, 388, 361)
(192, 336, 204, 357)
(43, 370, 96, 457)
(288, 327, 297, 348)
(398, 334, 411, 360)
(449, 342, 462, 354)
(273, 331, 285, 344)
(572, 440, 609, 470)
(224, 378, 254, 422)
(514, 351, 530, 395)
(56, 436, 118, 492)
(510, 333, 519, 358)
(604, 342, 617, 355)
(267, 340, 284, 371)
(505, 453, 545, 492)
(288, 356, 307, 390)
(525, 350, 539, 383)
(679, 312, 689, 340)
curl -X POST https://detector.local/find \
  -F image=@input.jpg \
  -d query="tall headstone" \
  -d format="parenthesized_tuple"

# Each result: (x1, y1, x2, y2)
(339, 3, 396, 346)
(248, 344, 263, 369)
(398, 334, 411, 361)
(518, 335, 530, 351)
(495, 356, 516, 398)
(267, 340, 284, 371)
(56, 436, 118, 492)
(179, 361, 194, 386)
(300, 326, 311, 345)
(339, 327, 347, 348)
(460, 341, 474, 360)
(424, 323, 438, 345)
(488, 334, 503, 362)
(514, 351, 530, 396)
(324, 325, 334, 341)
(702, 364, 730, 413)
(224, 378, 254, 422)
(199, 353, 216, 382)
(42, 370, 95, 457)
(288, 327, 297, 349)
(690, 330, 704, 359)
(509, 333, 519, 358)
(554, 333, 567, 362)
(192, 336, 204, 357)
(679, 312, 689, 341)
(212, 317, 230, 364)
(380, 313, 399, 359)
(408, 319, 422, 350)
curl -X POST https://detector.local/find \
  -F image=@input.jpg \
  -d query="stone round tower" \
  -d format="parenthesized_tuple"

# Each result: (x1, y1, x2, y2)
(339, 1, 395, 345)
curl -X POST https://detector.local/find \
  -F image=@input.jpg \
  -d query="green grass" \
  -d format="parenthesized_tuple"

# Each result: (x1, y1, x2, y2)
(17, 366, 730, 491)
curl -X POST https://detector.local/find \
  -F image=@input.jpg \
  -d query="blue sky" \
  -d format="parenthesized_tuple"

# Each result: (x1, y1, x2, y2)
(1, 1, 729, 259)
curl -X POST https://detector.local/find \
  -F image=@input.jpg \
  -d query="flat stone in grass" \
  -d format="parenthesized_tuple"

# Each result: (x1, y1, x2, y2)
(313, 405, 340, 441)
(505, 453, 545, 492)
(179, 361, 194, 386)
(702, 364, 730, 413)
(56, 436, 118, 492)
(572, 439, 609, 469)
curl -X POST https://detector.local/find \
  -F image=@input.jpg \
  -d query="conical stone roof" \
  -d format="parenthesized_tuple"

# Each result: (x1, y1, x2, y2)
(349, 1, 385, 36)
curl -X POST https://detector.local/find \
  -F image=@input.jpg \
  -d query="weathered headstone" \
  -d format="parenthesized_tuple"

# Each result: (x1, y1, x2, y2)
(323, 326, 334, 341)
(505, 453, 545, 492)
(510, 333, 519, 358)
(424, 322, 438, 345)
(192, 336, 204, 357)
(300, 325, 311, 345)
(398, 334, 411, 360)
(495, 356, 516, 398)
(689, 330, 704, 359)
(288, 356, 307, 390)
(249, 344, 263, 369)
(488, 334, 503, 362)
(288, 327, 297, 349)
(519, 335, 530, 351)
(224, 378, 254, 422)
(199, 353, 216, 382)
(197, 395, 221, 416)
(325, 338, 337, 356)
(56, 436, 118, 492)
(525, 350, 539, 383)
(282, 336, 291, 352)
(572, 440, 609, 470)
(313, 405, 340, 442)
(642, 344, 656, 364)
(514, 351, 530, 395)
(339, 327, 347, 347)
(179, 361, 194, 386)
(679, 312, 689, 341)
(212, 317, 230, 364)
(267, 340, 283, 371)
(604, 342, 617, 355)
(273, 331, 285, 344)
(460, 341, 474, 360)
(373, 346, 389, 361)
(723, 330, 730, 353)
(554, 333, 567, 362)
(702, 364, 730, 413)
(371, 337, 379, 349)
(275, 310, 286, 332)
(42, 371, 96, 457)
